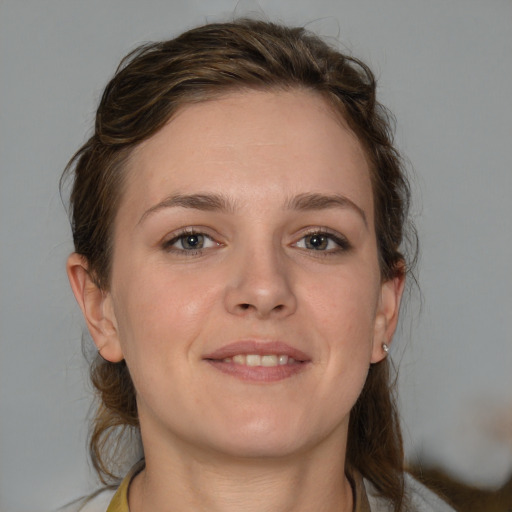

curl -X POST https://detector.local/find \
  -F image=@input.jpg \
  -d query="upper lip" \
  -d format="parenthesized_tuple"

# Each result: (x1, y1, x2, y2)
(203, 340, 311, 362)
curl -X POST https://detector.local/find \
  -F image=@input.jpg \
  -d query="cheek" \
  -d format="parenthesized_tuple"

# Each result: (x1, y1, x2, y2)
(111, 263, 220, 364)
(302, 263, 380, 395)
(305, 265, 380, 343)
(294, 267, 380, 432)
(109, 269, 221, 416)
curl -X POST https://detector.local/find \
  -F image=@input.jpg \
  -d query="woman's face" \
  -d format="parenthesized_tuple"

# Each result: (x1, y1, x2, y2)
(88, 90, 402, 459)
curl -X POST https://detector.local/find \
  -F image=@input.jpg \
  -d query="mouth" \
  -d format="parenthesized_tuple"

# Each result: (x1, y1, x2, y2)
(202, 341, 311, 382)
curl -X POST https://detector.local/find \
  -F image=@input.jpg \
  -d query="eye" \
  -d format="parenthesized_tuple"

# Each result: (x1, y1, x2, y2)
(294, 231, 350, 253)
(163, 231, 219, 253)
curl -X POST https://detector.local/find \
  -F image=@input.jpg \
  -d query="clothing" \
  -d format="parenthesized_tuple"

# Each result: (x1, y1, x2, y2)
(78, 462, 455, 512)
(365, 475, 455, 512)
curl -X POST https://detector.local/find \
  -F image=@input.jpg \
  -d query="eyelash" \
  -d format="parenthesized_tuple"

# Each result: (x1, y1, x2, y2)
(162, 229, 218, 256)
(161, 228, 351, 257)
(294, 228, 352, 256)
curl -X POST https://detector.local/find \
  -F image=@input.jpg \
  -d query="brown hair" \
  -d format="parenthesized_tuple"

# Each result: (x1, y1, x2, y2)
(63, 19, 415, 511)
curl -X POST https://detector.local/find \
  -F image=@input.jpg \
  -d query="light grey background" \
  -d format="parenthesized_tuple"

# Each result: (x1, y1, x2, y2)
(1, 1, 511, 510)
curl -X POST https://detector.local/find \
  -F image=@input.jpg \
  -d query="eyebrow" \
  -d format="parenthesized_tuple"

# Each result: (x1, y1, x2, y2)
(287, 193, 368, 227)
(138, 193, 236, 224)
(139, 192, 367, 227)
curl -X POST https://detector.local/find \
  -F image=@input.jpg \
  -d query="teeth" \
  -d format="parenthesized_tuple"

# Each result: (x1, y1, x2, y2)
(246, 354, 261, 366)
(261, 355, 278, 367)
(224, 354, 293, 366)
(233, 354, 245, 365)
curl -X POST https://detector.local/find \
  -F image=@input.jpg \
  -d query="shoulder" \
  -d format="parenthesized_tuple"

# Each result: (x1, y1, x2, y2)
(364, 473, 456, 512)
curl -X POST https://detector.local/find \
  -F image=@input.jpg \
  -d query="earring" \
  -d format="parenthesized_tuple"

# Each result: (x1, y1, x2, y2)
(382, 343, 389, 354)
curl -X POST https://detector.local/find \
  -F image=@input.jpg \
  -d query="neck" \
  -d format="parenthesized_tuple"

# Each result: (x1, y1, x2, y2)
(129, 431, 353, 512)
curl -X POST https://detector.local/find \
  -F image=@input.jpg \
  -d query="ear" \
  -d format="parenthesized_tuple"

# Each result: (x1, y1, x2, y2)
(66, 253, 124, 363)
(371, 271, 405, 364)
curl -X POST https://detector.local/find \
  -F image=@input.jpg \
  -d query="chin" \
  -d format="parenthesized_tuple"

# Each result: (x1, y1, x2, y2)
(199, 414, 318, 460)
(214, 434, 304, 460)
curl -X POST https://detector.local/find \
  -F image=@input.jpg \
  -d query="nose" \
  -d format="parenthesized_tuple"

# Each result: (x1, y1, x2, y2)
(223, 244, 297, 319)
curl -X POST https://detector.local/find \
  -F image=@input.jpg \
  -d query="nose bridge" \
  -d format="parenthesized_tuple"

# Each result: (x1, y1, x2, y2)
(224, 233, 297, 318)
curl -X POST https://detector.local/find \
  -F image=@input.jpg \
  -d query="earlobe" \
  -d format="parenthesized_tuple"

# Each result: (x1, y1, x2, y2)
(371, 273, 405, 364)
(66, 253, 124, 363)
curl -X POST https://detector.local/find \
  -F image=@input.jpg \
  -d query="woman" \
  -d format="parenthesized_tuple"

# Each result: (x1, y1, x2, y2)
(63, 19, 454, 512)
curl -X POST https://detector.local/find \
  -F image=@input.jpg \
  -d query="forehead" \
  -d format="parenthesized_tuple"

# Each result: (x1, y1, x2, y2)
(121, 89, 373, 220)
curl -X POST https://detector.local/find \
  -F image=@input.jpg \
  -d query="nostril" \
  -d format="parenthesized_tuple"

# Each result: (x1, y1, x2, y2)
(237, 302, 286, 313)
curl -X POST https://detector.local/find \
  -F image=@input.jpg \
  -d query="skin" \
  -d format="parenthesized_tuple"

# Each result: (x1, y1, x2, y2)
(68, 89, 404, 512)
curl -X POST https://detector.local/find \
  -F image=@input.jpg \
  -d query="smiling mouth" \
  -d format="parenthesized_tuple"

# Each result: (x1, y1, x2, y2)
(203, 341, 310, 382)
(220, 354, 297, 366)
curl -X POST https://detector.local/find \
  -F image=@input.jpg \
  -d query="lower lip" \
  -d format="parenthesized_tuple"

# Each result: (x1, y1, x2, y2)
(205, 360, 309, 382)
